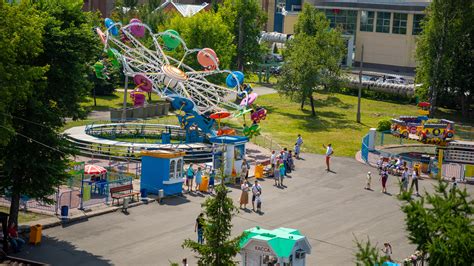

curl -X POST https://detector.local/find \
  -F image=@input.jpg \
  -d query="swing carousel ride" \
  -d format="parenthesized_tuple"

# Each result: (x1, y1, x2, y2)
(94, 18, 267, 139)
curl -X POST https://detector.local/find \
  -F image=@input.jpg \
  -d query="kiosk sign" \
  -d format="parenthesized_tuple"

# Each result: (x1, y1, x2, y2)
(254, 245, 272, 254)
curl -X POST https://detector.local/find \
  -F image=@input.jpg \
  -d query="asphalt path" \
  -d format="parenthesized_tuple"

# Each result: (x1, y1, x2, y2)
(17, 153, 470, 265)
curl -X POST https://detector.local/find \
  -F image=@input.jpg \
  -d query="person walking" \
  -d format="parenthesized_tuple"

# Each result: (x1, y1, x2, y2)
(282, 148, 289, 176)
(255, 192, 262, 214)
(295, 134, 303, 159)
(208, 169, 216, 194)
(241, 159, 249, 182)
(381, 243, 392, 261)
(279, 160, 286, 187)
(251, 180, 262, 212)
(288, 150, 295, 171)
(270, 150, 276, 176)
(380, 167, 388, 193)
(365, 171, 372, 190)
(195, 167, 203, 191)
(322, 144, 334, 171)
(450, 176, 458, 193)
(195, 213, 205, 244)
(186, 164, 195, 192)
(400, 167, 409, 194)
(411, 168, 420, 196)
(273, 157, 281, 186)
(239, 178, 250, 209)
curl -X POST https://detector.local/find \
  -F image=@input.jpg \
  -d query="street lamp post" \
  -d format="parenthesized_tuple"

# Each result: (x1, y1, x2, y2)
(357, 44, 364, 123)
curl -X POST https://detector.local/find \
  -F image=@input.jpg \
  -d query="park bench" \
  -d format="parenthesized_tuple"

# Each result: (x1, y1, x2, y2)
(110, 184, 140, 205)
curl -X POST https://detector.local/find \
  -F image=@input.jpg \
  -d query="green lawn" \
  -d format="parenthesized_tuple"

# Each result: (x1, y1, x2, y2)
(0, 207, 51, 224)
(248, 92, 424, 156)
(83, 91, 164, 111)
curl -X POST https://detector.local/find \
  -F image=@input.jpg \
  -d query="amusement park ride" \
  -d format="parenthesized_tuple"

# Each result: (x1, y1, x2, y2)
(390, 102, 455, 145)
(94, 18, 267, 139)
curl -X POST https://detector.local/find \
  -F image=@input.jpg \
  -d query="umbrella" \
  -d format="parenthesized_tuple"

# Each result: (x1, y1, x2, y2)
(84, 164, 107, 175)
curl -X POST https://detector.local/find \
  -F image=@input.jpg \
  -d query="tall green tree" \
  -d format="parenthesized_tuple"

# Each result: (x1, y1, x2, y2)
(0, 0, 99, 226)
(415, 0, 473, 117)
(354, 181, 474, 264)
(219, 0, 267, 71)
(0, 1, 48, 145)
(276, 3, 345, 116)
(137, 0, 169, 32)
(354, 236, 387, 266)
(401, 181, 473, 265)
(182, 183, 243, 265)
(162, 11, 236, 70)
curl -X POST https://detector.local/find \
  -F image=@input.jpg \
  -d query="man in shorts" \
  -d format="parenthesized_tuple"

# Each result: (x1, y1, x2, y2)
(251, 180, 262, 212)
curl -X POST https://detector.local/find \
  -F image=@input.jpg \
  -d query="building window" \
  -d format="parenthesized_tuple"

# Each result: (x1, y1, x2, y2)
(324, 9, 358, 34)
(376, 12, 391, 33)
(360, 11, 374, 32)
(392, 13, 407, 34)
(412, 14, 425, 35)
(169, 160, 176, 179)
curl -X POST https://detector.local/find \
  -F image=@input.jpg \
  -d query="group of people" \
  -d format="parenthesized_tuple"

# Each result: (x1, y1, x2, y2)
(0, 222, 25, 253)
(367, 157, 421, 196)
(185, 164, 216, 193)
(239, 179, 263, 213)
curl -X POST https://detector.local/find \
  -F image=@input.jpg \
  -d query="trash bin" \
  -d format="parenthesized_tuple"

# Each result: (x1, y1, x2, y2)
(255, 164, 264, 179)
(199, 176, 209, 192)
(140, 188, 148, 198)
(61, 205, 69, 218)
(161, 133, 171, 144)
(29, 224, 42, 245)
(158, 189, 164, 203)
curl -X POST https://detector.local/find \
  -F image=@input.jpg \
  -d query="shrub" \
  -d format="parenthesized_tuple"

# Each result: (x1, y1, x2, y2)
(377, 119, 392, 131)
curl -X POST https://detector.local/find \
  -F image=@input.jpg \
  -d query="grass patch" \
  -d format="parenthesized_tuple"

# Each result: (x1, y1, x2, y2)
(82, 91, 165, 111)
(0, 207, 51, 224)
(252, 92, 463, 156)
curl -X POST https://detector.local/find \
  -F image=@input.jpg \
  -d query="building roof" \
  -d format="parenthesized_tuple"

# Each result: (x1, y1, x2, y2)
(157, 0, 209, 17)
(240, 227, 311, 258)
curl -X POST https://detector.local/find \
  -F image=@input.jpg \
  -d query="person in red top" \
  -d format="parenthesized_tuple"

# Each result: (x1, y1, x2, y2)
(8, 223, 25, 253)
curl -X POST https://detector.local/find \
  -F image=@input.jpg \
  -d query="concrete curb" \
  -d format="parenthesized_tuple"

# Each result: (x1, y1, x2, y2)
(20, 198, 157, 232)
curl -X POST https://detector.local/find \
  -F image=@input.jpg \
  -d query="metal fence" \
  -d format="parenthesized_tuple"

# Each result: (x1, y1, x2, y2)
(361, 134, 369, 162)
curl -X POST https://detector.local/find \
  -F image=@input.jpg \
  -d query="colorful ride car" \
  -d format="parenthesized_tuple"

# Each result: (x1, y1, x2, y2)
(391, 116, 426, 138)
(417, 119, 455, 142)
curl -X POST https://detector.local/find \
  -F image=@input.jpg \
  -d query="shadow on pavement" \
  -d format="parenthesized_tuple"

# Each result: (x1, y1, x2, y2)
(16, 236, 111, 266)
(160, 195, 190, 206)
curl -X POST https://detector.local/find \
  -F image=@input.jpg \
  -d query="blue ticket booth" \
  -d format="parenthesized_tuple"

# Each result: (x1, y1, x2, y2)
(140, 150, 186, 196)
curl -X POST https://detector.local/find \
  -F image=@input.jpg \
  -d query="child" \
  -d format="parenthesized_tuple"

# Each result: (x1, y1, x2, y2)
(365, 171, 372, 190)
(255, 192, 262, 213)
(208, 169, 216, 194)
(279, 161, 285, 186)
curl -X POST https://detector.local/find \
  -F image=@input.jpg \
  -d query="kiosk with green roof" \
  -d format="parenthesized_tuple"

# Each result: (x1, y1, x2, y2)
(239, 227, 311, 266)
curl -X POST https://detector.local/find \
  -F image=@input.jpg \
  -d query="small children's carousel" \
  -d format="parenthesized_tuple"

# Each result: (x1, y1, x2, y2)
(239, 227, 311, 266)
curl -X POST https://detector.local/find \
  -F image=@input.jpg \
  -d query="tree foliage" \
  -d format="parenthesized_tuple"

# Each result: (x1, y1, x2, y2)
(219, 0, 267, 71)
(0, 1, 48, 145)
(0, 0, 99, 226)
(415, 0, 473, 118)
(276, 3, 345, 116)
(401, 181, 474, 265)
(162, 11, 236, 71)
(182, 183, 243, 265)
(354, 236, 387, 266)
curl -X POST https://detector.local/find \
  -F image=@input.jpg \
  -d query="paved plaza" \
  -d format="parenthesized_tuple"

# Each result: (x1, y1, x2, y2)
(17, 153, 470, 265)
